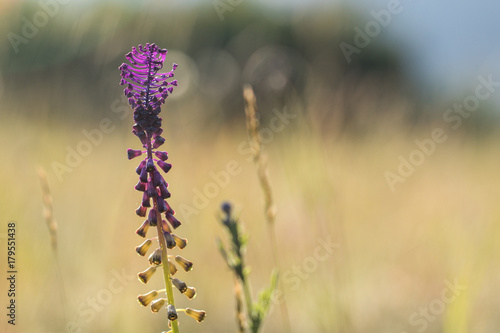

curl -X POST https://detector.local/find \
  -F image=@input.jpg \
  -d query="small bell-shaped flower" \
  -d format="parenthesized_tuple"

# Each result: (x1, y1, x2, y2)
(184, 308, 206, 323)
(137, 290, 158, 306)
(138, 266, 157, 284)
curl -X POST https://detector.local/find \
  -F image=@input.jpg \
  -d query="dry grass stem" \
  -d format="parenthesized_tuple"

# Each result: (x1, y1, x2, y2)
(243, 84, 291, 333)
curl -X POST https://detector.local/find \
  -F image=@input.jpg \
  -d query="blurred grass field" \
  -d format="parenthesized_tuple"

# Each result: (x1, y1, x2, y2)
(2, 109, 500, 332)
(1, 1, 500, 332)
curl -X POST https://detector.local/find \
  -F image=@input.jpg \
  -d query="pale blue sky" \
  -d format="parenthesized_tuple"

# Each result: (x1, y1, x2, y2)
(347, 0, 500, 97)
(250, 0, 500, 98)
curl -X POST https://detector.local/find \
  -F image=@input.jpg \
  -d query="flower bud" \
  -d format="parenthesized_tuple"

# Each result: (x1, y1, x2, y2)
(135, 181, 146, 192)
(185, 308, 206, 323)
(184, 286, 196, 300)
(139, 165, 148, 183)
(157, 198, 169, 213)
(148, 208, 157, 226)
(168, 259, 178, 275)
(175, 255, 193, 272)
(157, 160, 172, 173)
(147, 180, 157, 198)
(171, 278, 187, 293)
(127, 149, 143, 160)
(167, 304, 178, 321)
(136, 160, 146, 175)
(166, 213, 181, 229)
(142, 192, 151, 208)
(172, 234, 187, 249)
(153, 136, 165, 149)
(161, 219, 172, 233)
(148, 248, 162, 266)
(146, 158, 156, 172)
(221, 201, 232, 215)
(154, 128, 163, 137)
(136, 239, 152, 256)
(159, 183, 171, 199)
(153, 170, 164, 187)
(136, 205, 147, 217)
(138, 131, 148, 146)
(138, 266, 156, 284)
(154, 151, 168, 161)
(137, 290, 158, 306)
(150, 298, 166, 313)
(136, 220, 150, 238)
(164, 231, 176, 249)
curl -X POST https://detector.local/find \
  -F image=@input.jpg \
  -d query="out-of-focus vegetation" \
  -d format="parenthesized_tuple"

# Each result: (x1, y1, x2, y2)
(1, 1, 500, 333)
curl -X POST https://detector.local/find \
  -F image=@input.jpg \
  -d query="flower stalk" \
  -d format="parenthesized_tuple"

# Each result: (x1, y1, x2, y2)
(120, 43, 204, 333)
(217, 202, 278, 333)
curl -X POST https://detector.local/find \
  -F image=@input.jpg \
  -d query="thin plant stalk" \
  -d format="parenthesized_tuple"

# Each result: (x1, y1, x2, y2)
(234, 280, 246, 333)
(148, 138, 179, 333)
(243, 85, 291, 333)
(217, 203, 278, 333)
(241, 275, 256, 333)
(37, 167, 69, 329)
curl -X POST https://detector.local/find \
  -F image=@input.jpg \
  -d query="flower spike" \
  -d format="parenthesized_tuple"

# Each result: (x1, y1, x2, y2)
(121, 43, 203, 333)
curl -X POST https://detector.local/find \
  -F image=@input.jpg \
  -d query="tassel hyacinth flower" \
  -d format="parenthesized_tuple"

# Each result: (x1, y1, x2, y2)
(119, 43, 205, 333)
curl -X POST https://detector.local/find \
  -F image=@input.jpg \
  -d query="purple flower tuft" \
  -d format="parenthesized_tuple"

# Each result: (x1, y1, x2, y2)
(119, 43, 177, 138)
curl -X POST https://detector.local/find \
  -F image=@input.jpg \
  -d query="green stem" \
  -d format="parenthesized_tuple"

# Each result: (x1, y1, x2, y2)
(240, 274, 255, 333)
(147, 138, 179, 333)
(156, 217, 179, 333)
